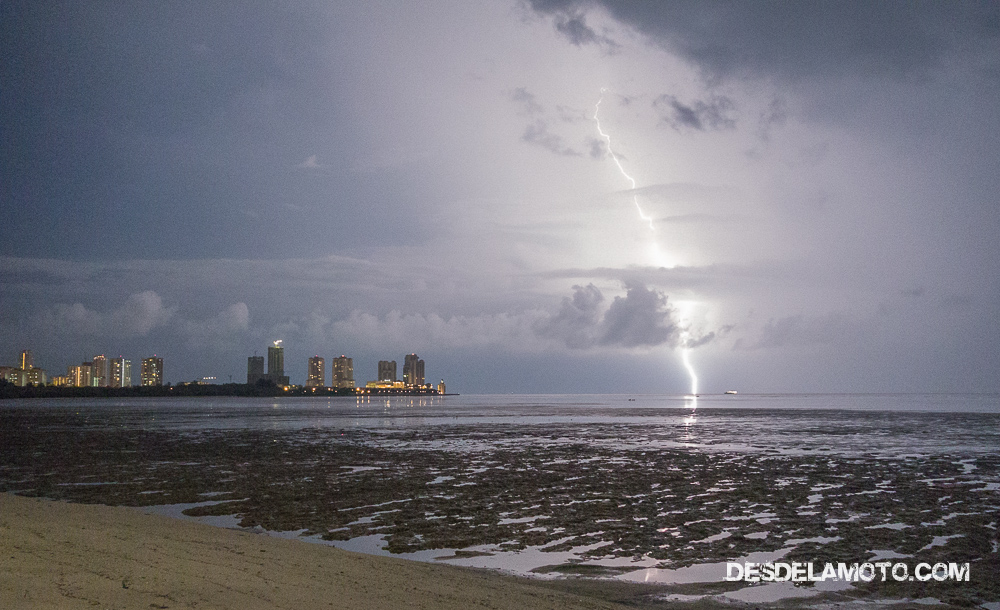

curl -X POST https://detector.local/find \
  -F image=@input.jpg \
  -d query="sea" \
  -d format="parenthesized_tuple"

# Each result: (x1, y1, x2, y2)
(2, 393, 998, 607)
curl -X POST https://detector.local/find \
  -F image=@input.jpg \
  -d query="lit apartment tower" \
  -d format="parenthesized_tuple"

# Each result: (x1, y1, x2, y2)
(402, 354, 424, 387)
(91, 355, 108, 387)
(332, 355, 354, 389)
(306, 356, 325, 387)
(26, 368, 47, 386)
(19, 350, 33, 370)
(69, 363, 93, 387)
(247, 356, 265, 384)
(268, 341, 284, 377)
(377, 360, 397, 383)
(110, 357, 132, 388)
(141, 356, 164, 386)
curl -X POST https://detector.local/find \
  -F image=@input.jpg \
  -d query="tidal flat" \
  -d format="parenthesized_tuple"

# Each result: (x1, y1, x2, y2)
(1, 394, 998, 609)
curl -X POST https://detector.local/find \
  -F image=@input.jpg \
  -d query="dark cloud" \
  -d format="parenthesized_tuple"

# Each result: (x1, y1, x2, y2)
(654, 94, 735, 131)
(744, 313, 852, 350)
(521, 120, 583, 156)
(530, 0, 619, 50)
(587, 137, 606, 159)
(535, 283, 682, 349)
(529, 1, 1000, 81)
(511, 87, 545, 114)
(599, 284, 680, 348)
(534, 284, 604, 348)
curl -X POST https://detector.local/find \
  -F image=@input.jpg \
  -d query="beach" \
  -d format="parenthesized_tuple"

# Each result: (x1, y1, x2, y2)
(1, 394, 997, 608)
(1, 494, 639, 610)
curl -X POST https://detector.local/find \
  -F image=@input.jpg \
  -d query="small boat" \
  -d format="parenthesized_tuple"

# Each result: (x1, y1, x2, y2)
(724, 390, 738, 395)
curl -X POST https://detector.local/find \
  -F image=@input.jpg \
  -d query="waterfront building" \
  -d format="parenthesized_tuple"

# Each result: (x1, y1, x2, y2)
(19, 350, 32, 370)
(91, 355, 108, 387)
(69, 363, 93, 387)
(50, 375, 71, 387)
(268, 341, 284, 378)
(0, 366, 25, 385)
(140, 356, 164, 386)
(307, 356, 325, 387)
(332, 355, 354, 389)
(403, 353, 424, 387)
(377, 360, 397, 383)
(25, 367, 47, 386)
(437, 379, 446, 395)
(247, 342, 288, 386)
(247, 356, 265, 384)
(110, 357, 132, 388)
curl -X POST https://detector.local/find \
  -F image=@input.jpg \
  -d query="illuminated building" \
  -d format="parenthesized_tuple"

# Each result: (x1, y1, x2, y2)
(437, 380, 446, 395)
(25, 367, 47, 386)
(247, 341, 289, 386)
(378, 360, 396, 383)
(307, 356, 325, 387)
(91, 355, 108, 387)
(0, 366, 24, 385)
(268, 341, 284, 377)
(247, 356, 264, 384)
(50, 375, 71, 387)
(332, 355, 354, 389)
(69, 363, 93, 387)
(110, 357, 132, 388)
(141, 356, 163, 386)
(365, 380, 407, 389)
(19, 350, 32, 370)
(403, 354, 424, 387)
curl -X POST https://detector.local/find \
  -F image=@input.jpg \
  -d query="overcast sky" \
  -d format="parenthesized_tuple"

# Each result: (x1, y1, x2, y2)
(2, 1, 998, 393)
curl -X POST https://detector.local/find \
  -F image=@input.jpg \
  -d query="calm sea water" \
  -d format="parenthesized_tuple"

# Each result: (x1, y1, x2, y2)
(10, 392, 999, 455)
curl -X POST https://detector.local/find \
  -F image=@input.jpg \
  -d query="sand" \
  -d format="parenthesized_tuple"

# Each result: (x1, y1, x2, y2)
(0, 494, 633, 610)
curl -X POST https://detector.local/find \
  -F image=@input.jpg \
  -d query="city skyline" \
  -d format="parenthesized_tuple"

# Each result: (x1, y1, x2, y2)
(2, 2, 998, 393)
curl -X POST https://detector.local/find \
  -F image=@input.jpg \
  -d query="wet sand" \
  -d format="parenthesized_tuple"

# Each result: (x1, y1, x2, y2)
(0, 494, 632, 610)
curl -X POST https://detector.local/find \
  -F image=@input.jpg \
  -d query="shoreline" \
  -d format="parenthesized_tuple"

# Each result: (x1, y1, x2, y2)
(0, 493, 656, 610)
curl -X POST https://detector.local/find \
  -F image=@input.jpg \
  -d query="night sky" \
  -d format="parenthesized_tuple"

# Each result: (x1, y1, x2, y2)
(2, 1, 998, 393)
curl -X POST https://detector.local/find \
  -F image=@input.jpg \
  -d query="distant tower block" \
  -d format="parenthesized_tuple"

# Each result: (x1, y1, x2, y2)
(378, 360, 397, 383)
(92, 354, 108, 387)
(437, 379, 446, 395)
(110, 357, 132, 388)
(247, 356, 264, 384)
(332, 355, 354, 389)
(268, 340, 284, 377)
(19, 350, 33, 370)
(307, 356, 326, 387)
(140, 356, 164, 386)
(403, 353, 424, 387)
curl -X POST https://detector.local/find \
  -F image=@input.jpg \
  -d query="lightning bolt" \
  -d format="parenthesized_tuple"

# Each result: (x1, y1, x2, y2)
(594, 89, 702, 397)
(682, 347, 698, 396)
(594, 91, 655, 232)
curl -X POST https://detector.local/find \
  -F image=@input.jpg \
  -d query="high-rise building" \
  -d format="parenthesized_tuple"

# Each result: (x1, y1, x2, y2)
(26, 367, 47, 386)
(141, 356, 163, 386)
(332, 355, 354, 389)
(19, 350, 32, 370)
(110, 357, 132, 388)
(0, 366, 25, 386)
(91, 355, 108, 387)
(307, 356, 325, 387)
(69, 363, 93, 387)
(437, 379, 446, 395)
(378, 360, 397, 383)
(268, 341, 284, 376)
(403, 354, 424, 387)
(247, 356, 265, 384)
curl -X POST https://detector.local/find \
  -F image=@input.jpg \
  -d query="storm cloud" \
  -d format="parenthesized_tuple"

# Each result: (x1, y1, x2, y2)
(2, 2, 997, 392)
